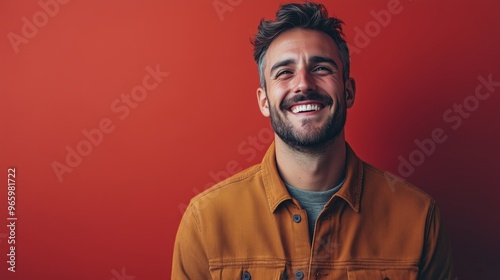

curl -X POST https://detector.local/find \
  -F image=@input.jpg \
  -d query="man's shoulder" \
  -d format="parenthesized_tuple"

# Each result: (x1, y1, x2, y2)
(189, 163, 264, 206)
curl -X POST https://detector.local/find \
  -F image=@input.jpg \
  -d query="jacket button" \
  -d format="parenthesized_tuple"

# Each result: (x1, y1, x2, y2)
(295, 270, 304, 279)
(293, 214, 301, 223)
(242, 271, 251, 280)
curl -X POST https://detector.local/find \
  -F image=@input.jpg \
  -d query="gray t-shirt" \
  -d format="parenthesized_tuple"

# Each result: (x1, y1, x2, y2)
(285, 178, 345, 242)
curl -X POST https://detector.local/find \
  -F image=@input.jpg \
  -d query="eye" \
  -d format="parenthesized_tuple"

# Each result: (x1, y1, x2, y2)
(275, 70, 293, 78)
(313, 66, 332, 73)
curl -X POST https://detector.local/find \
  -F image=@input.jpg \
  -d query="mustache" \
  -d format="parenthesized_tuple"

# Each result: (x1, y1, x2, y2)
(280, 92, 334, 110)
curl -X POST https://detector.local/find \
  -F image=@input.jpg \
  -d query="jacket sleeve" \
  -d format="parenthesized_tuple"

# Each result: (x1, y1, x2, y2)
(172, 203, 211, 280)
(418, 201, 455, 280)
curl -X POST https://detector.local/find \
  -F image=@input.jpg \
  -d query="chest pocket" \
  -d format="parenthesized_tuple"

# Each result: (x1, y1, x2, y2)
(347, 267, 418, 280)
(211, 265, 286, 280)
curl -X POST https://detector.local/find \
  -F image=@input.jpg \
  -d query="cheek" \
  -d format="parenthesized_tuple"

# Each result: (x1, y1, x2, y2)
(269, 83, 288, 105)
(319, 75, 343, 88)
(319, 78, 344, 97)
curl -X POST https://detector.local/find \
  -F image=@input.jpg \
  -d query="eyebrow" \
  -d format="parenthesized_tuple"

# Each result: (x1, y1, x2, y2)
(270, 59, 295, 76)
(269, 56, 338, 76)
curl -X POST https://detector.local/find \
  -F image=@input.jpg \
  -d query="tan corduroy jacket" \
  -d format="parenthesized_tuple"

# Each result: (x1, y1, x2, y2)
(172, 142, 454, 279)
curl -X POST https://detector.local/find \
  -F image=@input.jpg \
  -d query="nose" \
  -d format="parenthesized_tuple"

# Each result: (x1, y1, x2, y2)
(294, 68, 316, 94)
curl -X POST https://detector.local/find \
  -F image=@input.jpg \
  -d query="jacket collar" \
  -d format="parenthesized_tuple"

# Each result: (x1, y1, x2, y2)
(262, 141, 363, 213)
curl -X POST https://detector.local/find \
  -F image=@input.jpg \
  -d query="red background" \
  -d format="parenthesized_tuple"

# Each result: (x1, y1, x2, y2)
(1, 0, 499, 279)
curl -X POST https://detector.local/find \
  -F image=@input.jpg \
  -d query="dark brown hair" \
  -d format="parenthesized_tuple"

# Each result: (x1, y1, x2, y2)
(251, 2, 350, 89)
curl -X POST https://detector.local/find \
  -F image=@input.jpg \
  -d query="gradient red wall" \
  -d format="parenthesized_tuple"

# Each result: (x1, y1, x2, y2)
(1, 0, 499, 279)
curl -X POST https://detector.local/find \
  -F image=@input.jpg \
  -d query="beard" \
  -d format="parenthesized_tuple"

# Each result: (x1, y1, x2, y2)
(268, 91, 347, 154)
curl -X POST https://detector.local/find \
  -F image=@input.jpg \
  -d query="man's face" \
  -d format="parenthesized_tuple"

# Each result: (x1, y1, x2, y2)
(257, 28, 355, 152)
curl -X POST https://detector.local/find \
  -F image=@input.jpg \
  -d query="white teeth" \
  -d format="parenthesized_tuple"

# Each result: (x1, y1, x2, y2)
(291, 104, 321, 113)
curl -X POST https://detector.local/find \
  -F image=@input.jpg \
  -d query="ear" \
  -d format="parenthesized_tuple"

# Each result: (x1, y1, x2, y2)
(345, 77, 356, 108)
(257, 87, 270, 117)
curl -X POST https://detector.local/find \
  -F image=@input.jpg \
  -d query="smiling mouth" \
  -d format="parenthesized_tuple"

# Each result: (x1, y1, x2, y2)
(289, 103, 325, 114)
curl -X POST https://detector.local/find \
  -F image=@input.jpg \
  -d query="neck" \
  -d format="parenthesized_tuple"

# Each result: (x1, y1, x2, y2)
(275, 132, 347, 192)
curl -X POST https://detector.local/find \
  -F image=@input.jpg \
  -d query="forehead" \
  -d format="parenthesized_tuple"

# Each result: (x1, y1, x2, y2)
(265, 28, 341, 70)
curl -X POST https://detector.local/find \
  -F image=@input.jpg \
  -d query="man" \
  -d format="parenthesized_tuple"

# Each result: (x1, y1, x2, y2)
(172, 2, 454, 279)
